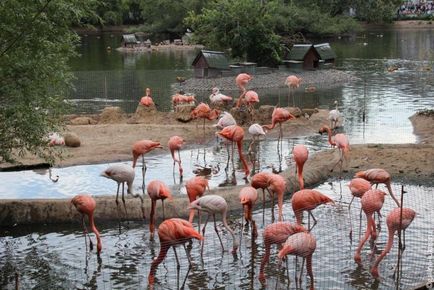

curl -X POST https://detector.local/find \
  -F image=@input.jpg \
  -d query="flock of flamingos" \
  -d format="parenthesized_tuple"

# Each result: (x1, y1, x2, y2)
(70, 73, 416, 289)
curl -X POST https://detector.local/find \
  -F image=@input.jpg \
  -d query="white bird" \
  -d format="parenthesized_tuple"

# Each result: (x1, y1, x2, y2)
(213, 111, 236, 129)
(189, 195, 238, 255)
(100, 164, 144, 218)
(209, 87, 232, 105)
(328, 100, 342, 129)
(248, 123, 266, 153)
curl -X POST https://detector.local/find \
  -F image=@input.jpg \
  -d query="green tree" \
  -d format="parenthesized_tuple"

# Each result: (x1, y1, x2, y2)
(353, 0, 402, 23)
(185, 0, 282, 66)
(0, 0, 97, 164)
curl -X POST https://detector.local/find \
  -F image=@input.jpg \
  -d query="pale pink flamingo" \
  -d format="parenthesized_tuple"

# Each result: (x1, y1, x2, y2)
(354, 189, 386, 264)
(258, 222, 306, 283)
(168, 136, 185, 179)
(209, 87, 232, 105)
(189, 194, 238, 254)
(140, 87, 155, 107)
(239, 186, 258, 239)
(355, 168, 400, 207)
(278, 232, 316, 290)
(147, 180, 172, 239)
(327, 100, 342, 129)
(101, 164, 145, 219)
(292, 144, 309, 189)
(371, 207, 416, 278)
(235, 73, 252, 107)
(71, 194, 102, 255)
(319, 125, 350, 174)
(213, 111, 236, 129)
(185, 176, 209, 230)
(148, 218, 203, 285)
(248, 123, 266, 153)
(216, 125, 250, 178)
(285, 75, 302, 107)
(291, 189, 334, 230)
(132, 139, 163, 192)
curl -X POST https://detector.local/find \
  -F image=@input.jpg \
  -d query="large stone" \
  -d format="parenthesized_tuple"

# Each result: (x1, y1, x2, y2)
(64, 132, 81, 147)
(99, 106, 125, 124)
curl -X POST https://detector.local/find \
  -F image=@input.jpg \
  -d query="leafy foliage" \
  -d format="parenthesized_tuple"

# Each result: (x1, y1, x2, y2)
(0, 0, 96, 164)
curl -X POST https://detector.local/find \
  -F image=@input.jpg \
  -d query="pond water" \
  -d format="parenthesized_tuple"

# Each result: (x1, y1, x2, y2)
(1, 181, 433, 289)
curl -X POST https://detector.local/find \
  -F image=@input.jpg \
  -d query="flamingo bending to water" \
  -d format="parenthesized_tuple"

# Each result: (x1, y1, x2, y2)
(185, 176, 209, 227)
(239, 186, 258, 238)
(168, 136, 185, 178)
(292, 144, 309, 189)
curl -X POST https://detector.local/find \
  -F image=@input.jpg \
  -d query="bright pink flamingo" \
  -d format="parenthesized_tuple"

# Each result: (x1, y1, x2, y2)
(258, 222, 306, 283)
(319, 125, 350, 174)
(132, 139, 163, 192)
(140, 87, 155, 107)
(292, 144, 309, 189)
(268, 173, 286, 222)
(251, 171, 273, 219)
(354, 189, 386, 264)
(71, 194, 102, 255)
(101, 164, 145, 219)
(147, 180, 172, 239)
(263, 107, 296, 142)
(239, 186, 258, 238)
(168, 136, 185, 179)
(355, 168, 400, 207)
(148, 218, 203, 285)
(278, 232, 316, 290)
(371, 207, 416, 278)
(347, 177, 372, 240)
(190, 102, 221, 136)
(185, 176, 209, 228)
(209, 87, 232, 105)
(240, 90, 260, 122)
(189, 194, 238, 254)
(235, 73, 252, 107)
(291, 189, 334, 230)
(216, 125, 250, 178)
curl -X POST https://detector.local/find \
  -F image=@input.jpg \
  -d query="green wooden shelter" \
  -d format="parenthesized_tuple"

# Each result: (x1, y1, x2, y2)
(192, 50, 230, 78)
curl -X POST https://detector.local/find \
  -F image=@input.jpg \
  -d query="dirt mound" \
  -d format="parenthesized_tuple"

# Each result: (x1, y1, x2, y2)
(99, 106, 126, 124)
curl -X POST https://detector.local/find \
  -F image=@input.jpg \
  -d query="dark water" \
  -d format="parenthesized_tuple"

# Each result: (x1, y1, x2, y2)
(1, 182, 433, 289)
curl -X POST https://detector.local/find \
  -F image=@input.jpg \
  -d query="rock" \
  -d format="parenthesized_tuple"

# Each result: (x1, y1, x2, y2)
(99, 106, 125, 124)
(69, 116, 97, 125)
(64, 132, 81, 147)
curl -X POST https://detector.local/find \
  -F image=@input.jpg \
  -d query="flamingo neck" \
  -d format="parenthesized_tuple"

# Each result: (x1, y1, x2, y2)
(372, 227, 396, 274)
(325, 128, 335, 146)
(386, 182, 400, 207)
(259, 244, 271, 281)
(88, 213, 102, 254)
(148, 246, 169, 284)
(297, 164, 304, 189)
(222, 209, 238, 251)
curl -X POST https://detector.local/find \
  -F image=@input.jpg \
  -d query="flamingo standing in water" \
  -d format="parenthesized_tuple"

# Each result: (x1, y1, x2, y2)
(258, 222, 306, 283)
(268, 173, 286, 222)
(285, 75, 302, 107)
(147, 180, 172, 239)
(213, 111, 236, 129)
(209, 87, 232, 106)
(371, 207, 416, 278)
(354, 189, 386, 264)
(140, 87, 155, 107)
(263, 107, 296, 144)
(328, 100, 341, 129)
(251, 171, 273, 220)
(185, 176, 209, 229)
(291, 189, 334, 230)
(347, 177, 372, 240)
(355, 168, 400, 207)
(71, 194, 102, 255)
(148, 218, 203, 285)
(190, 102, 220, 138)
(132, 139, 163, 193)
(189, 195, 238, 254)
(235, 73, 252, 107)
(278, 232, 316, 290)
(319, 125, 350, 174)
(292, 144, 309, 190)
(216, 125, 250, 178)
(100, 164, 145, 219)
(168, 136, 185, 179)
(239, 186, 258, 238)
(248, 123, 266, 153)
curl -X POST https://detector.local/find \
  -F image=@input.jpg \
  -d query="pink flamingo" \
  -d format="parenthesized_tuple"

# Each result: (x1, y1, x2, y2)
(168, 136, 185, 179)
(209, 87, 232, 105)
(354, 189, 386, 264)
(347, 177, 372, 240)
(285, 75, 302, 107)
(140, 88, 155, 107)
(185, 176, 209, 228)
(251, 171, 273, 220)
(371, 207, 416, 278)
(189, 194, 238, 254)
(190, 102, 221, 136)
(132, 139, 163, 192)
(258, 222, 306, 283)
(292, 144, 309, 189)
(291, 189, 334, 230)
(235, 73, 252, 107)
(355, 168, 400, 207)
(71, 194, 102, 255)
(100, 164, 145, 219)
(239, 186, 258, 238)
(278, 232, 316, 290)
(263, 107, 296, 142)
(147, 180, 172, 239)
(148, 218, 203, 285)
(216, 125, 250, 178)
(248, 123, 266, 151)
(319, 125, 350, 174)
(268, 173, 286, 222)
(213, 111, 236, 129)
(328, 100, 341, 129)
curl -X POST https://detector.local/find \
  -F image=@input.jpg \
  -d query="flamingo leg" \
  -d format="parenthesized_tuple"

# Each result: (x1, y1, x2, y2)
(162, 199, 165, 220)
(81, 215, 93, 251)
(142, 155, 147, 194)
(200, 213, 210, 256)
(121, 182, 129, 222)
(213, 214, 225, 251)
(150, 200, 156, 240)
(173, 247, 180, 269)
(348, 196, 355, 241)
(308, 211, 317, 231)
(262, 189, 265, 225)
(299, 257, 305, 287)
(239, 210, 244, 252)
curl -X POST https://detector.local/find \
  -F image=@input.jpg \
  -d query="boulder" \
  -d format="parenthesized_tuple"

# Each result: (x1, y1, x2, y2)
(64, 132, 81, 147)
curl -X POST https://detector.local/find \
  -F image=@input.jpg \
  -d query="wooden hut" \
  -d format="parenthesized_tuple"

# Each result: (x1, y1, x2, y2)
(314, 43, 336, 66)
(287, 44, 320, 70)
(192, 50, 230, 78)
(121, 34, 139, 48)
